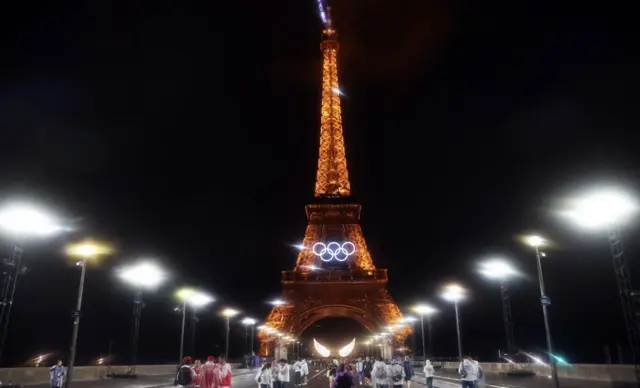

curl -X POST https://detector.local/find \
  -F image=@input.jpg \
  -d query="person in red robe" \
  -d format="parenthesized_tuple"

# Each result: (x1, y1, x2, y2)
(192, 359, 204, 388)
(218, 356, 233, 388)
(203, 356, 219, 388)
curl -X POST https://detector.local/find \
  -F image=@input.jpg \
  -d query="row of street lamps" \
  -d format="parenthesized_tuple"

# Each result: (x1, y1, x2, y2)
(379, 187, 639, 388)
(0, 203, 260, 388)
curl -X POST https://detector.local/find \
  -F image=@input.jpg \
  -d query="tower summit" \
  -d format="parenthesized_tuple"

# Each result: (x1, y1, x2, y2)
(315, 8, 351, 198)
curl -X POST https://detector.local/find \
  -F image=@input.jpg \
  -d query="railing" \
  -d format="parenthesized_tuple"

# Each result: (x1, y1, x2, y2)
(281, 269, 388, 282)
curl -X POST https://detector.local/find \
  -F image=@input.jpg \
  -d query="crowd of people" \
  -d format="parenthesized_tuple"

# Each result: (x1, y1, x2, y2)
(321, 355, 483, 388)
(176, 355, 233, 388)
(255, 358, 309, 388)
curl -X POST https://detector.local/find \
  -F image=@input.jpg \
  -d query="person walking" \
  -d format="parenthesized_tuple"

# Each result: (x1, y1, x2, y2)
(218, 356, 233, 388)
(471, 358, 484, 388)
(458, 357, 479, 388)
(363, 357, 373, 386)
(333, 364, 354, 388)
(192, 359, 204, 388)
(301, 358, 309, 385)
(176, 357, 194, 388)
(390, 359, 404, 388)
(49, 360, 65, 388)
(402, 357, 413, 388)
(278, 359, 291, 388)
(293, 358, 303, 387)
(423, 360, 434, 388)
(371, 358, 388, 388)
(203, 356, 218, 388)
(355, 359, 364, 385)
(255, 361, 273, 388)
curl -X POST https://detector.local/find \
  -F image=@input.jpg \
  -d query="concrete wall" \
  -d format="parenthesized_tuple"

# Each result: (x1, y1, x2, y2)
(0, 363, 244, 386)
(439, 362, 637, 383)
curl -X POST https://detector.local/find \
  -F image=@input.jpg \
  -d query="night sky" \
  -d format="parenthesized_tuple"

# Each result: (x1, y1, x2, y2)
(0, 0, 638, 366)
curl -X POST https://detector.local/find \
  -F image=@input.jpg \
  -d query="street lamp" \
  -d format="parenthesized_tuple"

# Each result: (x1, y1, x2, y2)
(400, 316, 418, 357)
(441, 284, 466, 360)
(0, 203, 62, 361)
(412, 305, 437, 360)
(177, 289, 214, 365)
(222, 308, 239, 359)
(242, 317, 257, 356)
(524, 236, 559, 388)
(479, 259, 518, 356)
(118, 261, 167, 374)
(561, 188, 640, 380)
(64, 241, 112, 388)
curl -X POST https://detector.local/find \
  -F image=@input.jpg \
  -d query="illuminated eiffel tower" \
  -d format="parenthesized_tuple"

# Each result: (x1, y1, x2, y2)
(259, 9, 410, 359)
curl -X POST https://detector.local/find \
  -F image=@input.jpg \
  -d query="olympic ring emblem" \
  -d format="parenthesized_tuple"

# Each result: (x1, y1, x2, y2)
(312, 242, 356, 262)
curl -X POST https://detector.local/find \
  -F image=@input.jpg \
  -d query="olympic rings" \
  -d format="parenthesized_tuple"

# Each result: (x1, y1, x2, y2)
(312, 241, 356, 262)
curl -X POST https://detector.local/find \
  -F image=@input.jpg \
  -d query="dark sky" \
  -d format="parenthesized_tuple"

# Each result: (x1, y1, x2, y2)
(0, 0, 638, 366)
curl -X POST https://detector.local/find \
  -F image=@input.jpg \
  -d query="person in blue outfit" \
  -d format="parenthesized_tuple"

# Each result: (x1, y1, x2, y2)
(49, 360, 65, 388)
(402, 357, 413, 388)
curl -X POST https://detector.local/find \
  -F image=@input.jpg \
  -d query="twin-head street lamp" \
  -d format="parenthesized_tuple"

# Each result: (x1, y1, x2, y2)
(242, 317, 257, 356)
(118, 261, 167, 374)
(479, 259, 518, 356)
(222, 308, 240, 359)
(0, 203, 63, 362)
(177, 289, 215, 364)
(524, 236, 559, 388)
(441, 284, 466, 360)
(64, 241, 112, 388)
(411, 305, 437, 360)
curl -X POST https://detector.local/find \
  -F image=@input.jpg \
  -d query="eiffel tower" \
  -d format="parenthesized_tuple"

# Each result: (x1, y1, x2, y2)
(259, 9, 410, 359)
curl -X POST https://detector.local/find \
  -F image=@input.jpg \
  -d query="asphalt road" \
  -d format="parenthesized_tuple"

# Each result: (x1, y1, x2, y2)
(19, 366, 634, 388)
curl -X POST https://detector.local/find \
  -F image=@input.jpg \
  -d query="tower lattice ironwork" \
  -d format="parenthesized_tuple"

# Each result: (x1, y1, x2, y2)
(259, 9, 409, 357)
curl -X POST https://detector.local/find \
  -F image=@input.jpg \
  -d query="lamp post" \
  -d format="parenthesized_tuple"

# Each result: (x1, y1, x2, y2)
(65, 241, 111, 388)
(411, 305, 436, 360)
(524, 236, 559, 388)
(0, 203, 61, 362)
(177, 289, 214, 364)
(222, 308, 239, 359)
(242, 318, 257, 356)
(400, 316, 418, 356)
(441, 284, 466, 360)
(479, 259, 518, 356)
(562, 188, 640, 381)
(118, 261, 167, 374)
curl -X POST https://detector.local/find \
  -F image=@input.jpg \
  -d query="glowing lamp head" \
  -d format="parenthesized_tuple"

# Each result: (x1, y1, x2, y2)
(222, 308, 239, 318)
(441, 284, 466, 302)
(0, 204, 62, 236)
(412, 304, 437, 315)
(242, 317, 257, 326)
(66, 241, 112, 259)
(525, 235, 545, 247)
(119, 261, 167, 289)
(479, 259, 518, 280)
(270, 299, 286, 306)
(563, 188, 638, 229)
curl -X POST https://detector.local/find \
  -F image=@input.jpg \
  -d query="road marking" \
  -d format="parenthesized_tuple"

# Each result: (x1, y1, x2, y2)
(414, 371, 524, 388)
(309, 368, 328, 381)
